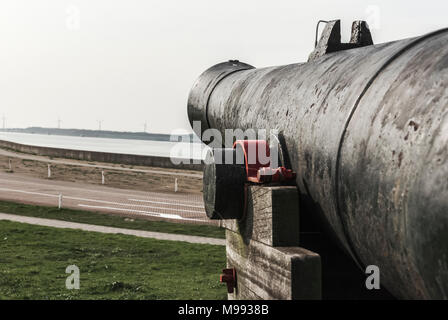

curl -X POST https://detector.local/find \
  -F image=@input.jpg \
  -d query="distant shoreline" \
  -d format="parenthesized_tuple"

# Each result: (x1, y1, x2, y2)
(0, 127, 199, 143)
(0, 138, 204, 171)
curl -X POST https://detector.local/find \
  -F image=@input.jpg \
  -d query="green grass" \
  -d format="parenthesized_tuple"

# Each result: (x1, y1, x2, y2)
(0, 220, 227, 299)
(0, 200, 225, 239)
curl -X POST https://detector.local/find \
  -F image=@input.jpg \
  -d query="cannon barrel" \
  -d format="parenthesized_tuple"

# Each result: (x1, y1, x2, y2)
(187, 22, 448, 299)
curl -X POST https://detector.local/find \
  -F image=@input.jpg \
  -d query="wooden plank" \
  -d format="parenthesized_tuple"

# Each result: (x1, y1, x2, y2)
(226, 230, 321, 300)
(222, 185, 300, 247)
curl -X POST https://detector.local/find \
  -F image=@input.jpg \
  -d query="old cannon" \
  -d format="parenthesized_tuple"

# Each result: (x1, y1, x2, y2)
(187, 20, 448, 299)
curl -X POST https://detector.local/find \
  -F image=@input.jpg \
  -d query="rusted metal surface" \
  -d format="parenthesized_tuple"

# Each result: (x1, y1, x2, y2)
(188, 24, 448, 299)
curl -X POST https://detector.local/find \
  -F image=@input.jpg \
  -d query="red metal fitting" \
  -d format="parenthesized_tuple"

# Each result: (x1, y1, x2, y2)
(220, 268, 236, 293)
(233, 139, 295, 184)
(233, 140, 271, 183)
(257, 166, 296, 183)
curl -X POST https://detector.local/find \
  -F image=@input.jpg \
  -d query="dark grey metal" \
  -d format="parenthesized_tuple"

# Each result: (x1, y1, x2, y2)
(314, 20, 329, 48)
(203, 148, 246, 219)
(309, 20, 373, 62)
(187, 60, 254, 141)
(187, 23, 448, 299)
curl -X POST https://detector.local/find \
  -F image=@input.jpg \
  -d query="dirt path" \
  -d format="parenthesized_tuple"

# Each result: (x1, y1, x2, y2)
(0, 148, 203, 194)
(0, 148, 202, 178)
(0, 212, 225, 246)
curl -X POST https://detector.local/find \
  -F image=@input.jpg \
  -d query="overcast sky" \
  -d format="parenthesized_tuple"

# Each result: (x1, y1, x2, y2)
(0, 0, 446, 134)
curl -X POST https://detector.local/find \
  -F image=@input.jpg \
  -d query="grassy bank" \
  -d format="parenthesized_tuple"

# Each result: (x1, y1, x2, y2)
(0, 200, 225, 239)
(0, 220, 226, 299)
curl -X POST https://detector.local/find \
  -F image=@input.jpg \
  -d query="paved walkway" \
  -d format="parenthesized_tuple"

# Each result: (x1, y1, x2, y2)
(0, 171, 212, 224)
(0, 213, 225, 246)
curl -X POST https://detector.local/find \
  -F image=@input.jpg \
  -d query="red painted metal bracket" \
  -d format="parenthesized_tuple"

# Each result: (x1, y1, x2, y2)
(233, 139, 295, 184)
(220, 268, 236, 294)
